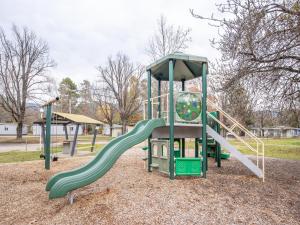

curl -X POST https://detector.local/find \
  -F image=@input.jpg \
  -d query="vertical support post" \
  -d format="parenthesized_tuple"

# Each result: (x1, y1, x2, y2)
(181, 138, 185, 157)
(195, 138, 199, 157)
(45, 105, 52, 170)
(158, 79, 161, 118)
(70, 124, 80, 156)
(41, 124, 46, 154)
(181, 79, 185, 92)
(181, 78, 185, 158)
(63, 124, 68, 140)
(147, 70, 152, 172)
(201, 63, 208, 177)
(91, 126, 98, 152)
(216, 111, 221, 167)
(169, 59, 175, 179)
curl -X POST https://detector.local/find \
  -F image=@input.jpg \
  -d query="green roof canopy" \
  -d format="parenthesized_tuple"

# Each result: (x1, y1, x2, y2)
(146, 52, 208, 81)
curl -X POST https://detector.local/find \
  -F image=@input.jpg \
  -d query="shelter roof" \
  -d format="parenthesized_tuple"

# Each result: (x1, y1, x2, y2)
(146, 52, 208, 81)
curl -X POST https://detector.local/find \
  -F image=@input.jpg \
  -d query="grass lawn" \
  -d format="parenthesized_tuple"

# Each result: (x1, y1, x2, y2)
(229, 138, 300, 160)
(0, 135, 113, 144)
(0, 144, 104, 163)
(182, 137, 300, 160)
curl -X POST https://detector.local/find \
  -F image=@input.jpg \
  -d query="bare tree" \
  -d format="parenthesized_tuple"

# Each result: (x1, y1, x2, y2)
(97, 53, 144, 134)
(146, 15, 192, 61)
(146, 15, 192, 95)
(191, 0, 300, 126)
(0, 25, 55, 139)
(93, 85, 117, 136)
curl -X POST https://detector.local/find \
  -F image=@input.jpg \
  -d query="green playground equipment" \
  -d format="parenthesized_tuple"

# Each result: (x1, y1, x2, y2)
(46, 52, 264, 203)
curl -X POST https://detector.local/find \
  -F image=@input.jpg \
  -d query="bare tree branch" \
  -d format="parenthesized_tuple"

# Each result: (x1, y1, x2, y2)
(0, 25, 55, 138)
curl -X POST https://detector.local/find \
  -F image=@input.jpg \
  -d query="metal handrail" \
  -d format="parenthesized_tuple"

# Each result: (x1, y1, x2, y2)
(207, 98, 264, 144)
(207, 113, 258, 153)
(143, 91, 264, 181)
(206, 99, 264, 181)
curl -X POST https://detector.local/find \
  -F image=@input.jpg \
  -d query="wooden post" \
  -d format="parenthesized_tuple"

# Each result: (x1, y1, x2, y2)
(41, 124, 46, 155)
(63, 124, 68, 140)
(91, 126, 98, 152)
(70, 124, 80, 156)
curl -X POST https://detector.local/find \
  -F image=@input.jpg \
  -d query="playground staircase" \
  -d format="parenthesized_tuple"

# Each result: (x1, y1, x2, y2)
(206, 126, 263, 178)
(206, 99, 265, 181)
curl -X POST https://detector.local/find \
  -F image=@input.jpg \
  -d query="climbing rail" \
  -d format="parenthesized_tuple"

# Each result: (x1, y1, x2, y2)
(143, 91, 265, 181)
(206, 98, 265, 181)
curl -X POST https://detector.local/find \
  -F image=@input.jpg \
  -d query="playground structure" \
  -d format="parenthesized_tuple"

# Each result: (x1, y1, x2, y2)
(45, 53, 264, 203)
(36, 99, 103, 169)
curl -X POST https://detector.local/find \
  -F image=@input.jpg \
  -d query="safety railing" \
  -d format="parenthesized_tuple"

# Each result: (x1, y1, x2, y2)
(143, 93, 170, 122)
(143, 92, 264, 181)
(206, 98, 264, 181)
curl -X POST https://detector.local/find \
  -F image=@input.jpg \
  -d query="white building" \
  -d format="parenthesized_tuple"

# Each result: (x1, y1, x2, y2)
(0, 123, 28, 136)
(103, 124, 134, 137)
(251, 126, 300, 138)
(32, 124, 83, 136)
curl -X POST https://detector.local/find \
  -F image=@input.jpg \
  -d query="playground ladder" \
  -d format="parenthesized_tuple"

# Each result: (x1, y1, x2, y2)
(206, 98, 265, 181)
(143, 92, 265, 181)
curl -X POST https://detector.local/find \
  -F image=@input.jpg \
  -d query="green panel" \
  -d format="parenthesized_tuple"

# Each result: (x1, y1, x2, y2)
(174, 149, 180, 158)
(208, 152, 230, 159)
(47, 119, 165, 199)
(175, 158, 202, 176)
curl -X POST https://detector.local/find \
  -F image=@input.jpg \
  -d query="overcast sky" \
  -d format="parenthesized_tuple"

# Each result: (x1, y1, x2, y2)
(0, 0, 222, 84)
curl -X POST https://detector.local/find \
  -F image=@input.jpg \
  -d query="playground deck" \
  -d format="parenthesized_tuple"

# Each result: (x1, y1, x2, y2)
(0, 147, 299, 225)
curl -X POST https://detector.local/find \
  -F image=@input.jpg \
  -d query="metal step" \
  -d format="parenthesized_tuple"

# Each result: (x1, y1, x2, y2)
(206, 125, 263, 178)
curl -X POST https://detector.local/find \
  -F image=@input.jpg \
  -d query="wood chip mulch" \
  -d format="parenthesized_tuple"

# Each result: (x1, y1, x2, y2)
(0, 148, 299, 225)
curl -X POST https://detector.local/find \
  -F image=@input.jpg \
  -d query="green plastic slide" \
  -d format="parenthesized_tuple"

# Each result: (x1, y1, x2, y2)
(46, 119, 165, 199)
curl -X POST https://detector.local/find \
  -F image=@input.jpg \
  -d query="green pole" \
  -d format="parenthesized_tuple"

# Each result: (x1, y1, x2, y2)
(195, 138, 199, 157)
(182, 139, 185, 157)
(181, 79, 185, 92)
(45, 104, 52, 170)
(147, 70, 152, 172)
(216, 111, 221, 167)
(169, 59, 175, 179)
(181, 79, 185, 158)
(158, 79, 161, 118)
(201, 63, 208, 177)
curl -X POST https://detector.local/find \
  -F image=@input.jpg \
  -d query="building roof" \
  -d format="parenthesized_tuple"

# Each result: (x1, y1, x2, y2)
(33, 112, 103, 125)
(146, 52, 208, 81)
(251, 126, 299, 130)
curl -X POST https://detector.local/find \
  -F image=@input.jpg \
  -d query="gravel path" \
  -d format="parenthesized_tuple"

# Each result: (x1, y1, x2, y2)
(0, 143, 42, 152)
(0, 147, 299, 225)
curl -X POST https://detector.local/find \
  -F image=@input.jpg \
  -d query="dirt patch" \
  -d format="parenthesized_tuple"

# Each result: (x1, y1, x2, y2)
(0, 149, 299, 225)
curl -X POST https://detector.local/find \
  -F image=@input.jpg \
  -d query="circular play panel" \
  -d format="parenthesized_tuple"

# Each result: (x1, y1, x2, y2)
(175, 92, 201, 122)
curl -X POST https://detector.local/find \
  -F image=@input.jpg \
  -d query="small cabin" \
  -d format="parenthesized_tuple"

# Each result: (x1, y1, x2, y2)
(0, 123, 28, 136)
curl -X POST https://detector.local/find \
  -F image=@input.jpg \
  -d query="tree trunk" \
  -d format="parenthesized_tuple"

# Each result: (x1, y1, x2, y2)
(122, 122, 127, 135)
(109, 124, 113, 137)
(16, 121, 23, 139)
